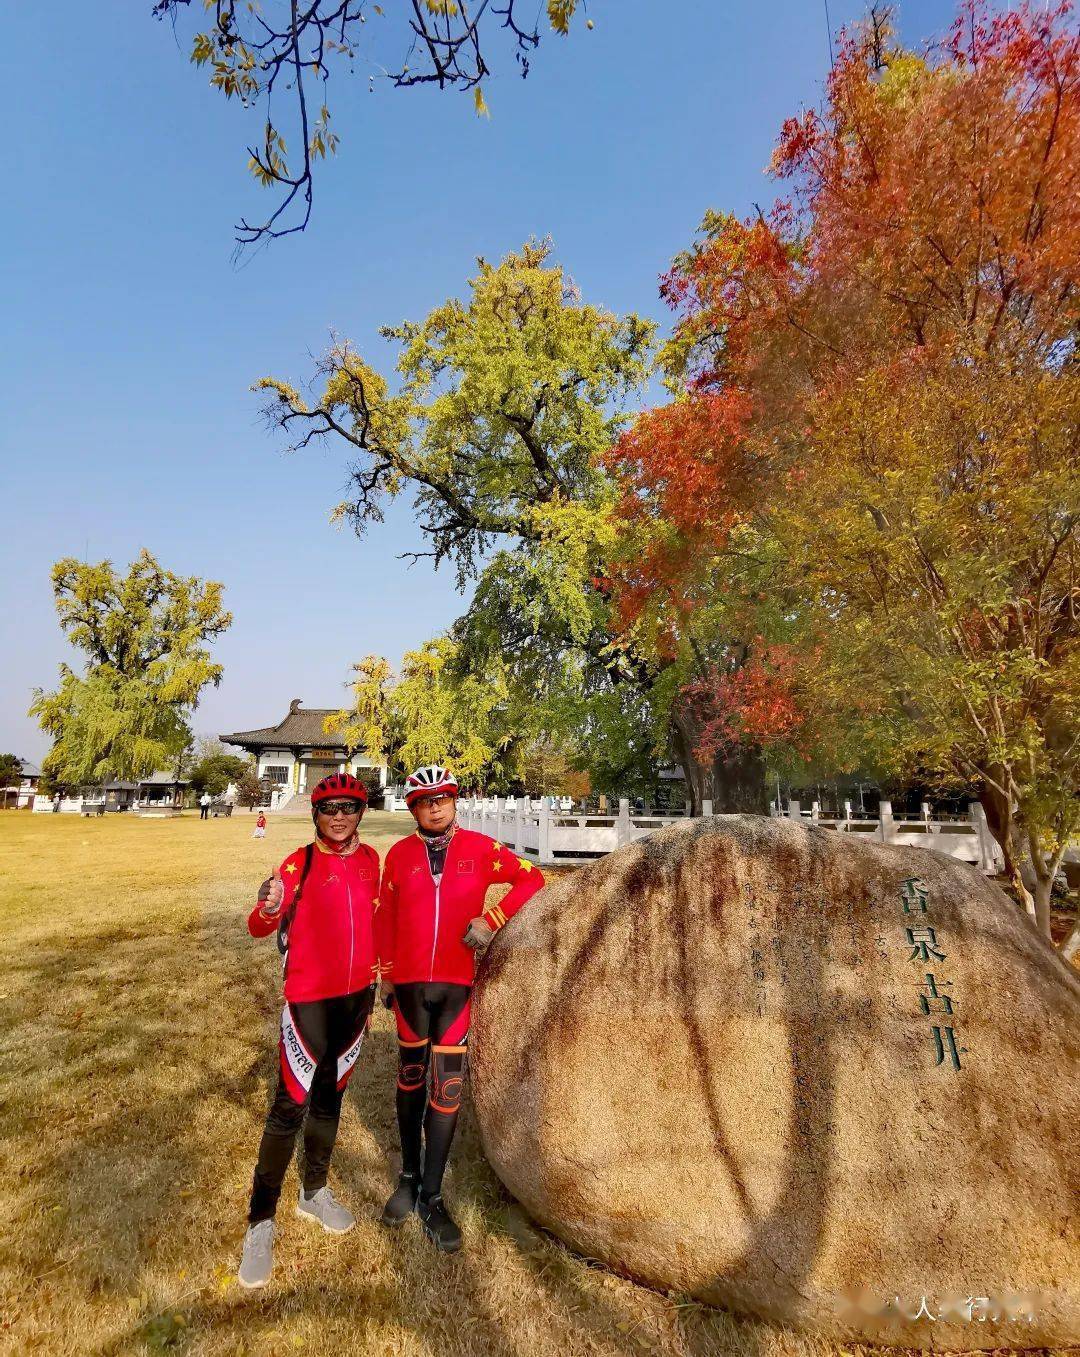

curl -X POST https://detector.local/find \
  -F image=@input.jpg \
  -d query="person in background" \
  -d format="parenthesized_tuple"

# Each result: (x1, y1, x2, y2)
(253, 808, 267, 839)
(199, 790, 211, 820)
(376, 765, 544, 1252)
(236, 773, 380, 1290)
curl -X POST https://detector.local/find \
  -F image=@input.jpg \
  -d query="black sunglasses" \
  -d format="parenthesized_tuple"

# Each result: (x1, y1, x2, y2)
(316, 799, 364, 816)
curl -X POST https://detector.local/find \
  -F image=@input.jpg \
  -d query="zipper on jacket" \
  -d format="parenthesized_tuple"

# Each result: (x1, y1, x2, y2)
(344, 862, 355, 993)
(422, 841, 441, 981)
(429, 877, 442, 980)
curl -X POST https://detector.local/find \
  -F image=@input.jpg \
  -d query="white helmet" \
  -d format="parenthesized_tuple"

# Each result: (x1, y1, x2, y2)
(404, 764, 459, 808)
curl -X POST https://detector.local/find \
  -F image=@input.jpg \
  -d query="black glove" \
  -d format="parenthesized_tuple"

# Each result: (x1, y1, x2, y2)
(463, 917, 495, 951)
(257, 868, 284, 916)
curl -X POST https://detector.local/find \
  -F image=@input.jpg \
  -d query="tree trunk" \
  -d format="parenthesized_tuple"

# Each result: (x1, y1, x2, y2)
(708, 745, 768, 812)
(1033, 875, 1054, 942)
(670, 711, 709, 813)
(979, 784, 1037, 921)
(978, 782, 1067, 942)
(670, 708, 767, 815)
(1025, 827, 1063, 944)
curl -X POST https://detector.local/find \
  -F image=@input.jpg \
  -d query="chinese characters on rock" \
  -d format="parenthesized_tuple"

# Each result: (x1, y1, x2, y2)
(900, 877, 967, 1070)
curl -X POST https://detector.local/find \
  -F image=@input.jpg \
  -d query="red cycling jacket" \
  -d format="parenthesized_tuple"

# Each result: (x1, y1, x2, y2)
(375, 828, 544, 986)
(247, 837, 380, 1002)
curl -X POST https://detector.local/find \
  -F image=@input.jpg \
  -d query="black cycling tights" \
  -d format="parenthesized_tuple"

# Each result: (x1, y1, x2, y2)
(248, 986, 375, 1224)
(392, 982, 472, 1197)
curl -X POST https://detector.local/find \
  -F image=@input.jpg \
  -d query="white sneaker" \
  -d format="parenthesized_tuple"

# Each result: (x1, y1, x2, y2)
(296, 1185, 355, 1234)
(238, 1219, 275, 1289)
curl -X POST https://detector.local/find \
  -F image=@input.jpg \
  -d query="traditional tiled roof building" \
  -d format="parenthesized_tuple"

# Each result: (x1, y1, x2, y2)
(221, 698, 386, 797)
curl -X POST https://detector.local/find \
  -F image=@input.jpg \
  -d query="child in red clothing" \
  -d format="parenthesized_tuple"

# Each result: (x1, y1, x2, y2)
(252, 810, 267, 839)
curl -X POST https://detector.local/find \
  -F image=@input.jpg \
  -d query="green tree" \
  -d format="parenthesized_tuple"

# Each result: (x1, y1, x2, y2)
(36, 767, 77, 801)
(519, 739, 589, 798)
(325, 655, 401, 773)
(29, 551, 232, 788)
(392, 637, 518, 789)
(0, 754, 22, 788)
(262, 240, 685, 800)
(235, 761, 264, 809)
(330, 639, 525, 791)
(448, 542, 673, 800)
(189, 749, 249, 797)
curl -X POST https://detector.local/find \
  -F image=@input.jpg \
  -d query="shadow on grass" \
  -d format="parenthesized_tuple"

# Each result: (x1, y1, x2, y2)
(0, 910, 274, 1268)
(2, 893, 780, 1357)
(20, 822, 1053, 1357)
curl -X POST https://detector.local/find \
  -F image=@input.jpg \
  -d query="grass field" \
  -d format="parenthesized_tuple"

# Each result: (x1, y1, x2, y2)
(0, 811, 1069, 1357)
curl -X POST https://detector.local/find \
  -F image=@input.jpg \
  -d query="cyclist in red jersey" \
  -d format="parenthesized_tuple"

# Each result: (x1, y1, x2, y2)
(236, 773, 380, 1290)
(375, 765, 544, 1252)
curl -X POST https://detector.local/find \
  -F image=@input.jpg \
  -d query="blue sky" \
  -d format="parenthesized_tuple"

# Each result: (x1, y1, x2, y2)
(1, 0, 954, 761)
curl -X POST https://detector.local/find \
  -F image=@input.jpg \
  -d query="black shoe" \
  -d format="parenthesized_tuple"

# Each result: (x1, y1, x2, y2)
(380, 1172, 419, 1227)
(417, 1192, 462, 1253)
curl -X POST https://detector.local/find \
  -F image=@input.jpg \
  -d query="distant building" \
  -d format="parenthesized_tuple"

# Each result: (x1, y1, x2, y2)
(30, 772, 192, 815)
(221, 698, 387, 799)
(17, 760, 40, 809)
(135, 772, 189, 814)
(0, 759, 41, 810)
(94, 781, 139, 813)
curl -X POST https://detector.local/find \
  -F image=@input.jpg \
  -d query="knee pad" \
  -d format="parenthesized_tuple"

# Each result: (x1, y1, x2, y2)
(397, 1037, 429, 1093)
(429, 1044, 466, 1115)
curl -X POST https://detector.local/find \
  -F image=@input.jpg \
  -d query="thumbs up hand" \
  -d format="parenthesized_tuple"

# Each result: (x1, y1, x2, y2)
(257, 864, 285, 916)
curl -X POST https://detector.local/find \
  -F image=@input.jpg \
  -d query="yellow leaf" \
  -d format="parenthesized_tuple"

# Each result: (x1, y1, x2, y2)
(474, 87, 490, 118)
(547, 0, 577, 35)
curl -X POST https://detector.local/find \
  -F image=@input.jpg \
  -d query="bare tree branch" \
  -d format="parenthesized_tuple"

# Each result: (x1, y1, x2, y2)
(153, 0, 584, 249)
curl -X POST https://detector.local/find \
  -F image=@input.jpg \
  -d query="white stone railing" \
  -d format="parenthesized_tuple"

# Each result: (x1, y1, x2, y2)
(457, 796, 689, 866)
(456, 794, 1004, 874)
(32, 795, 85, 814)
(774, 798, 1003, 874)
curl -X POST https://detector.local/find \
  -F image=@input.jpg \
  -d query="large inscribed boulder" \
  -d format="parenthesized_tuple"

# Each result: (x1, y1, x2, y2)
(470, 815, 1080, 1351)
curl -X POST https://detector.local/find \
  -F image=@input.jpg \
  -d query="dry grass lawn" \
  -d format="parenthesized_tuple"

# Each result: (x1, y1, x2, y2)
(0, 811, 1067, 1357)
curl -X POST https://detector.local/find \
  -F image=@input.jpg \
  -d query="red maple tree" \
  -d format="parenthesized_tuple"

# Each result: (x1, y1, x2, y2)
(608, 0, 1080, 936)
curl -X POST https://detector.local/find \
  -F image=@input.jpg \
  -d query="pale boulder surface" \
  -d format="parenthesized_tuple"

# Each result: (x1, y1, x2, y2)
(471, 815, 1080, 1351)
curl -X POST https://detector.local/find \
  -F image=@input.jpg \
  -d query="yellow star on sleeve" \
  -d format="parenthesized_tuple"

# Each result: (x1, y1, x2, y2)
(284, 862, 298, 875)
(517, 857, 533, 872)
(491, 858, 504, 874)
